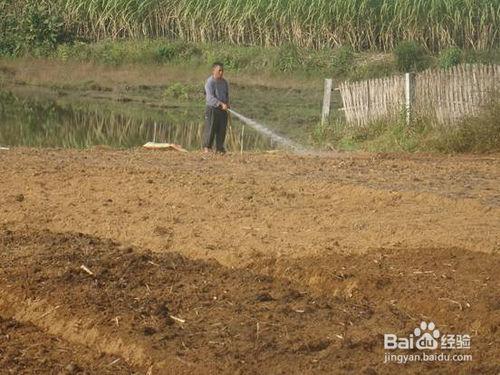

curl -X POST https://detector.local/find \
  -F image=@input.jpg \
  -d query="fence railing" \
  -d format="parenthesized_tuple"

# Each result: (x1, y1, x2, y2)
(329, 64, 499, 126)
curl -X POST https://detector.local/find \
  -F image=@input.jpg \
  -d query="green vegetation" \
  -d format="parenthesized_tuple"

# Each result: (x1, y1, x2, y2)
(431, 101, 500, 153)
(0, 2, 71, 56)
(312, 101, 500, 153)
(2, 0, 500, 55)
(394, 41, 430, 72)
(1, 35, 496, 82)
(50, 39, 367, 78)
(31, 39, 497, 82)
(1, 1, 498, 81)
(438, 47, 463, 69)
(12, 0, 500, 51)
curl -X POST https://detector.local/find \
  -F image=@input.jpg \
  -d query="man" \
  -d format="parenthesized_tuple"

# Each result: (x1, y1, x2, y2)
(203, 62, 230, 153)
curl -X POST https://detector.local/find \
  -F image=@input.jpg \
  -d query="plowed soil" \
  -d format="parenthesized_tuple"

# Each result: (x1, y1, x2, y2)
(0, 148, 499, 374)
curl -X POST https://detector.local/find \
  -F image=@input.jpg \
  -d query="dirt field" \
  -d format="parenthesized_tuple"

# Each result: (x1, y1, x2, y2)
(0, 148, 499, 374)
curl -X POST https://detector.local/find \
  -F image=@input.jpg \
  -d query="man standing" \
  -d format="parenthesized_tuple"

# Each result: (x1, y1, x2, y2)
(203, 62, 230, 153)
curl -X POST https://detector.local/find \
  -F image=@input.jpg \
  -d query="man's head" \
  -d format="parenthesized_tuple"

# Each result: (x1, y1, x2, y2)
(212, 62, 224, 80)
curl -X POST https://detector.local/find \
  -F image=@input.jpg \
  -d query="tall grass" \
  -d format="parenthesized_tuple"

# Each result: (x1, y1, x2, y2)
(45, 0, 500, 51)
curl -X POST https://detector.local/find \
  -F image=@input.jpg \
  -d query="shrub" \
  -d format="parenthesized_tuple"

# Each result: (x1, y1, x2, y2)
(275, 43, 302, 72)
(203, 49, 240, 70)
(156, 42, 202, 63)
(331, 46, 354, 76)
(0, 2, 71, 56)
(394, 41, 429, 72)
(54, 42, 92, 62)
(155, 44, 178, 62)
(431, 100, 500, 153)
(439, 47, 462, 69)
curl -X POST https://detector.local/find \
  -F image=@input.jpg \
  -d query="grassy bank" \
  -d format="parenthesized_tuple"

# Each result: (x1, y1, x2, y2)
(2, 38, 496, 83)
(313, 101, 500, 153)
(52, 39, 398, 81)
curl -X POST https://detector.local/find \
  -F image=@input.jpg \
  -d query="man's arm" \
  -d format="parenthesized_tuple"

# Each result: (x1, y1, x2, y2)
(218, 80, 229, 111)
(205, 79, 221, 108)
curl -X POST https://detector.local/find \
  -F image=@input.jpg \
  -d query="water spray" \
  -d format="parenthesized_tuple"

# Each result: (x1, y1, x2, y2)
(228, 109, 306, 153)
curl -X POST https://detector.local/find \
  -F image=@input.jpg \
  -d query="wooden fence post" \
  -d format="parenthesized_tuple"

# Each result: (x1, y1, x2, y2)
(405, 73, 415, 125)
(322, 78, 333, 125)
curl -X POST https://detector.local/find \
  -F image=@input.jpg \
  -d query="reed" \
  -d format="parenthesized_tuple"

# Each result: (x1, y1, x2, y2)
(45, 0, 500, 51)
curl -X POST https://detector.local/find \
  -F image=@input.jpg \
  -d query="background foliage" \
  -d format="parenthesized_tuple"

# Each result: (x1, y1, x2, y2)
(2, 0, 499, 54)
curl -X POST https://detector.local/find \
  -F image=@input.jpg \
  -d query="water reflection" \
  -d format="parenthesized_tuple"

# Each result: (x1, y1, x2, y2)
(0, 91, 274, 151)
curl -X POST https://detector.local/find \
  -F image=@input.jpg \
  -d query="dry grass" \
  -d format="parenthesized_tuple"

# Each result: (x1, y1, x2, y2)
(0, 58, 320, 90)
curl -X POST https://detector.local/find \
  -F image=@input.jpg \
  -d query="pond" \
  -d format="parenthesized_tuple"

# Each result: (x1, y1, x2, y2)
(0, 90, 275, 151)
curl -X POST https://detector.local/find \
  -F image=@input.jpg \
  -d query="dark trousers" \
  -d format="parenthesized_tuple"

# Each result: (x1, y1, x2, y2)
(203, 106, 227, 152)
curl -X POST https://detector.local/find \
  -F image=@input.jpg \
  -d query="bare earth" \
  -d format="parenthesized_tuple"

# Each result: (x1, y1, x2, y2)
(0, 148, 499, 374)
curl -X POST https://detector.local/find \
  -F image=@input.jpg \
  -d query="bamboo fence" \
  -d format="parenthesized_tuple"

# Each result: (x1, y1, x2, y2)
(338, 64, 499, 126)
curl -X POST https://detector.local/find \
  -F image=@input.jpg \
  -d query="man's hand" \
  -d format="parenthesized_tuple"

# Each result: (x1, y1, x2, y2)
(220, 102, 229, 111)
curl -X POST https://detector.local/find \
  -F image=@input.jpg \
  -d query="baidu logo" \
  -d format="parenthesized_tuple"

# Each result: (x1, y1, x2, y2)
(383, 321, 472, 364)
(414, 321, 440, 350)
(384, 321, 440, 350)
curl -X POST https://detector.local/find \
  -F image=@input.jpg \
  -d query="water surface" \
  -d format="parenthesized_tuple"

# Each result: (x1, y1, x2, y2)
(0, 90, 274, 151)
